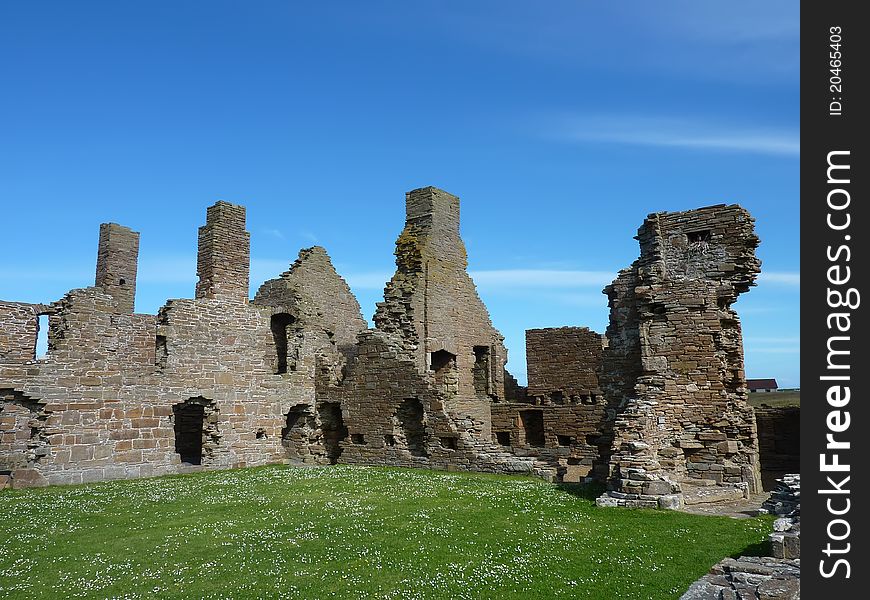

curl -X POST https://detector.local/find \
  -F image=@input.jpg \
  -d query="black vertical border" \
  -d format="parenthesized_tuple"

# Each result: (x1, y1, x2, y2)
(801, 1, 868, 596)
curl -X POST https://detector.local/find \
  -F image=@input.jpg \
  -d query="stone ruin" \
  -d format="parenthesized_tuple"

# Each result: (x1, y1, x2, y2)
(1, 186, 768, 510)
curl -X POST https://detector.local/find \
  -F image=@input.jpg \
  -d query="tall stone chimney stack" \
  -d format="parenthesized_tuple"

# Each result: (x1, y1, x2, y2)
(195, 201, 250, 302)
(95, 223, 140, 313)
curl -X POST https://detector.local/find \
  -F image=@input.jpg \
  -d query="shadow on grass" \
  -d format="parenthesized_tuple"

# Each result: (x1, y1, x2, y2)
(555, 481, 606, 501)
(730, 539, 771, 559)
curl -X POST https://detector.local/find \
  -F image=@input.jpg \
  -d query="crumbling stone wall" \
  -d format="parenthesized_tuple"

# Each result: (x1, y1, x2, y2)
(0, 188, 558, 489)
(491, 403, 609, 481)
(1, 189, 763, 502)
(491, 326, 611, 481)
(0, 202, 339, 487)
(373, 187, 507, 441)
(598, 205, 763, 507)
(0, 303, 45, 362)
(253, 245, 368, 390)
(337, 188, 554, 478)
(526, 327, 604, 403)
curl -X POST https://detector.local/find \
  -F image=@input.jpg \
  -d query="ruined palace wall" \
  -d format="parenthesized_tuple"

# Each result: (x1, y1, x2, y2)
(641, 208, 760, 489)
(253, 246, 368, 392)
(491, 401, 608, 479)
(0, 285, 318, 486)
(600, 205, 763, 499)
(525, 327, 603, 401)
(0, 203, 338, 488)
(42, 289, 157, 369)
(373, 187, 507, 440)
(337, 331, 551, 479)
(253, 246, 367, 354)
(0, 302, 42, 363)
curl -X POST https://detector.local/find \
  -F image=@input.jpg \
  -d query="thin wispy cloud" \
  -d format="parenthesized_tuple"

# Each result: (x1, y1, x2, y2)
(549, 114, 799, 157)
(263, 228, 285, 240)
(342, 269, 615, 292)
(746, 347, 800, 355)
(746, 337, 800, 345)
(470, 269, 614, 288)
(0, 266, 92, 283)
(345, 272, 393, 290)
(758, 271, 800, 286)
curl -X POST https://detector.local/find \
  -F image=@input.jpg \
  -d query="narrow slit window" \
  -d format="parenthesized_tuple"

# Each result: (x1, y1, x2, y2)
(35, 315, 49, 359)
(271, 313, 294, 374)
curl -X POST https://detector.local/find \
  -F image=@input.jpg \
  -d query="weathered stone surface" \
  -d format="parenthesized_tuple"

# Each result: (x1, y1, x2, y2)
(1, 191, 765, 502)
(0, 188, 558, 488)
(598, 205, 763, 506)
(95, 223, 139, 314)
(680, 556, 799, 600)
(525, 327, 603, 402)
(762, 474, 801, 516)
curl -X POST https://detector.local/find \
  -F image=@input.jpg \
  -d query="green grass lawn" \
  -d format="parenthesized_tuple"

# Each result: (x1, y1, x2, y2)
(748, 390, 801, 408)
(0, 465, 772, 600)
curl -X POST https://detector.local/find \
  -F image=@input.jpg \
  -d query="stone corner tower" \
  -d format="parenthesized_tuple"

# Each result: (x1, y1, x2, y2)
(600, 203, 763, 505)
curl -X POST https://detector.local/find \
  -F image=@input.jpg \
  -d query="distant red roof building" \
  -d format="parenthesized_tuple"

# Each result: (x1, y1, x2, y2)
(747, 378, 778, 392)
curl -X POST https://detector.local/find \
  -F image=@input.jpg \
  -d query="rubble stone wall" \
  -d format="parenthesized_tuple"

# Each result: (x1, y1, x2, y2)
(2, 189, 764, 501)
(525, 327, 604, 402)
(491, 401, 609, 480)
(373, 187, 507, 441)
(600, 205, 763, 500)
(0, 202, 336, 487)
(1, 189, 559, 489)
(0, 303, 43, 363)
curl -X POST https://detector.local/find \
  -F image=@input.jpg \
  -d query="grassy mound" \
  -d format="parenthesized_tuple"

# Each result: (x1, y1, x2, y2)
(0, 465, 772, 599)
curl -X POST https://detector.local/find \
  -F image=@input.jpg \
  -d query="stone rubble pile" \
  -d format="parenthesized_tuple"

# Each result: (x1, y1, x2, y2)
(762, 473, 800, 516)
(680, 556, 800, 600)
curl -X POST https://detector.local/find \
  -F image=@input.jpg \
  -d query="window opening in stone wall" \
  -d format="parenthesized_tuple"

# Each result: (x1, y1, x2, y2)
(173, 403, 205, 465)
(472, 346, 491, 397)
(155, 335, 168, 368)
(384, 434, 396, 446)
(687, 230, 712, 243)
(430, 349, 457, 398)
(282, 404, 312, 438)
(351, 433, 366, 445)
(1, 389, 48, 472)
(495, 431, 511, 446)
(520, 410, 545, 447)
(439, 436, 457, 450)
(550, 391, 564, 404)
(430, 349, 455, 373)
(271, 313, 294, 374)
(35, 315, 49, 359)
(557, 435, 574, 447)
(396, 397, 427, 457)
(282, 404, 320, 462)
(318, 402, 347, 464)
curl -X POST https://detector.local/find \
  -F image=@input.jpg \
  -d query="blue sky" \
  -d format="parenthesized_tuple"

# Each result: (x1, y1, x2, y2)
(0, 1, 799, 387)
